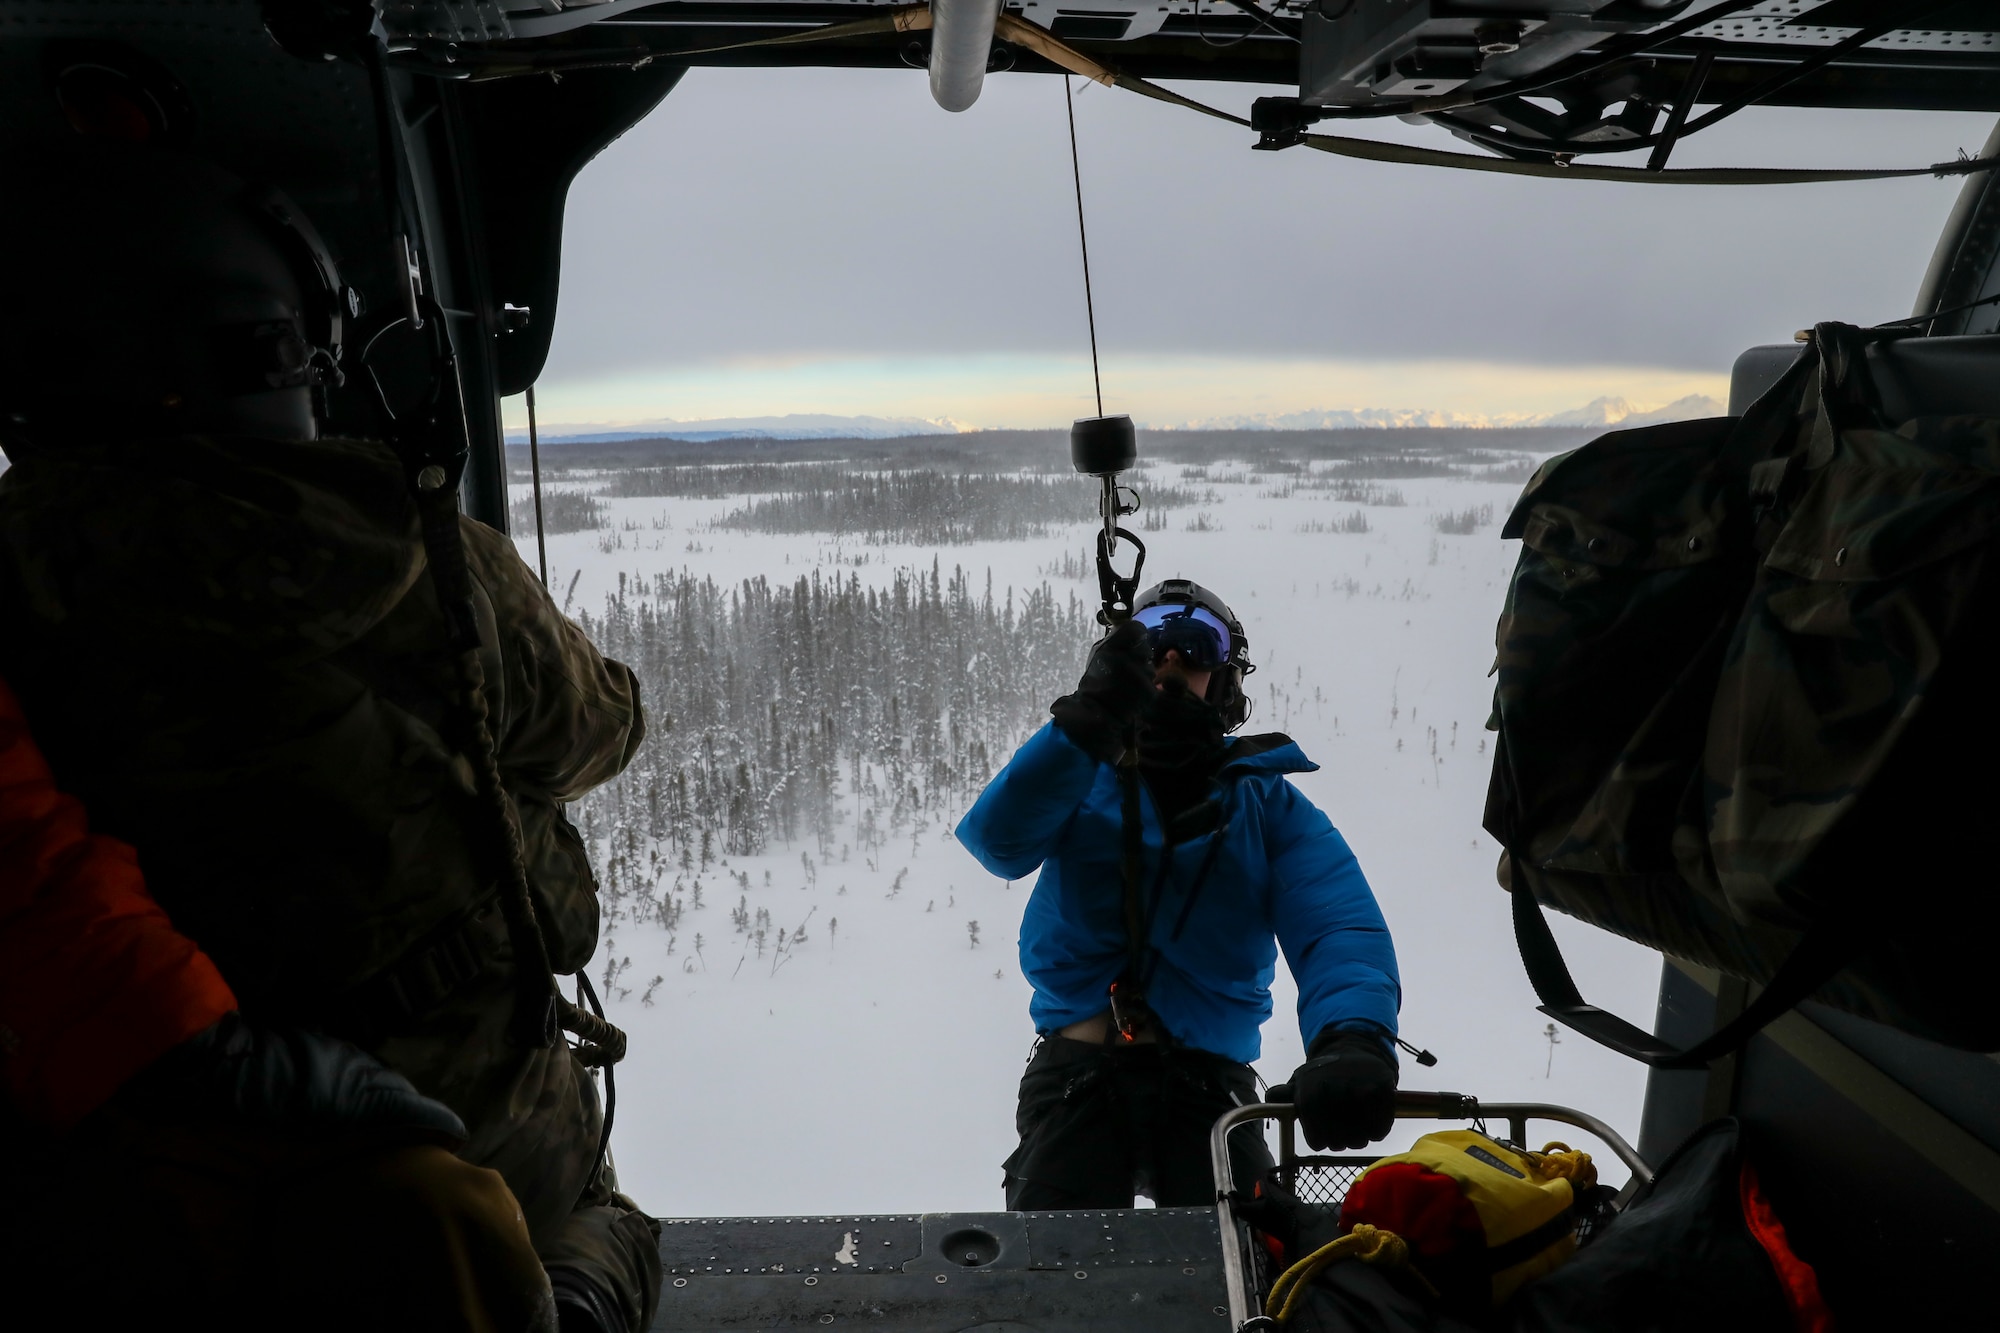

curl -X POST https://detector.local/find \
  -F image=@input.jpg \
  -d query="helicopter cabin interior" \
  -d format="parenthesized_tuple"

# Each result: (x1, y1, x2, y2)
(4, 1, 2000, 1329)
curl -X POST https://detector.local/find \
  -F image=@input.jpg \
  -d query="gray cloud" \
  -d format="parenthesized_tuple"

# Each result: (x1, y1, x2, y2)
(547, 66, 1994, 381)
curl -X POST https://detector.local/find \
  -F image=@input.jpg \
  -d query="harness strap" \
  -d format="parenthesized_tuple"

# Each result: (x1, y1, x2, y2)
(1165, 820, 1229, 946)
(1482, 1206, 1580, 1274)
(410, 477, 566, 1051)
(1108, 755, 1151, 1043)
(1112, 768, 1234, 1040)
(357, 277, 627, 1068)
(408, 476, 628, 1067)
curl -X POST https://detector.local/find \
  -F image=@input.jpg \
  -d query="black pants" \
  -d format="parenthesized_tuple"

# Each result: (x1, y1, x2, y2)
(1003, 1036, 1276, 1210)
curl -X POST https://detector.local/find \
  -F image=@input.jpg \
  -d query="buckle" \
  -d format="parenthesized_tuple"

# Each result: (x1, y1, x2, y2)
(1108, 980, 1150, 1044)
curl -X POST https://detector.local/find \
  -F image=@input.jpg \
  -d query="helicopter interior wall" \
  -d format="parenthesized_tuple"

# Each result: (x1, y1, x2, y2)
(455, 65, 687, 399)
(1641, 961, 2000, 1325)
(0, 12, 405, 477)
(1915, 119, 2000, 337)
(0, 11, 400, 387)
(0, 8, 684, 529)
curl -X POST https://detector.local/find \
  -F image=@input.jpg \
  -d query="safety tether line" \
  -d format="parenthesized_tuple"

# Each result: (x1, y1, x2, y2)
(1065, 75, 1104, 418)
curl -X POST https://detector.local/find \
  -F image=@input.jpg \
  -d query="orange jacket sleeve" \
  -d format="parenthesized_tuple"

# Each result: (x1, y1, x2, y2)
(0, 676, 237, 1127)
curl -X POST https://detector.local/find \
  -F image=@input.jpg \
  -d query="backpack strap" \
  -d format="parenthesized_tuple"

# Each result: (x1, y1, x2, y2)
(1510, 883, 1854, 1069)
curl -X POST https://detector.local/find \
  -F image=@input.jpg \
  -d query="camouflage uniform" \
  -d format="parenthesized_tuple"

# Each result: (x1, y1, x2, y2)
(1487, 325, 2000, 1052)
(0, 431, 658, 1328)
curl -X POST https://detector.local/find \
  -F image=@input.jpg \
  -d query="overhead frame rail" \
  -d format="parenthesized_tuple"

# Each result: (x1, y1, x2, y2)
(379, 0, 2000, 129)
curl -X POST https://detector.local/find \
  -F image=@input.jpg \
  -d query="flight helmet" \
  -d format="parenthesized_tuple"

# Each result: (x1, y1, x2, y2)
(0, 146, 350, 444)
(1131, 579, 1256, 731)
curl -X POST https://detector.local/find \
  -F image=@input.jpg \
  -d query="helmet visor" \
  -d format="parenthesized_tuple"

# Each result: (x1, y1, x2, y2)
(1132, 603, 1233, 670)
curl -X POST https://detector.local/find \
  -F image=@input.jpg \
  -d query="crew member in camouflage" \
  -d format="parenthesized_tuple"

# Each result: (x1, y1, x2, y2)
(0, 147, 657, 1332)
(0, 430, 658, 1329)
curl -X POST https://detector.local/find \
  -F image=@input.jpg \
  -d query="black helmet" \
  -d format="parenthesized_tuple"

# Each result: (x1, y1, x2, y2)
(1132, 578, 1256, 731)
(0, 146, 350, 444)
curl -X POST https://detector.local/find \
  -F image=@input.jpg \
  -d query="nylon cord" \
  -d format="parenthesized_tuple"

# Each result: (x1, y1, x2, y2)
(1064, 75, 1104, 419)
(577, 970, 617, 1186)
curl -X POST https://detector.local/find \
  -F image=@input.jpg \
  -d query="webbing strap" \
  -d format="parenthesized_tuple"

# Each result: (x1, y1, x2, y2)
(459, 5, 936, 74)
(1483, 1205, 1578, 1274)
(1293, 136, 1999, 186)
(1510, 882, 1854, 1070)
(1113, 757, 1148, 1019)
(1165, 817, 1228, 945)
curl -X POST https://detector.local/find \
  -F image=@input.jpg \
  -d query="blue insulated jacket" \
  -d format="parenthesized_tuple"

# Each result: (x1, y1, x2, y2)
(955, 721, 1400, 1064)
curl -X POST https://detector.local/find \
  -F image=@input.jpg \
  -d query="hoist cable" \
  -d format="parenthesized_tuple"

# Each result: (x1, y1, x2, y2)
(526, 383, 549, 588)
(1065, 75, 1105, 418)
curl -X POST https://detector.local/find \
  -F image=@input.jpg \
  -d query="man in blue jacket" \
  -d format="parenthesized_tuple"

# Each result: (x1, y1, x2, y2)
(957, 580, 1402, 1209)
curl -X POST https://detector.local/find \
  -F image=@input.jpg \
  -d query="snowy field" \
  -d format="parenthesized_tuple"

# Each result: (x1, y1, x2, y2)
(509, 450, 1665, 1217)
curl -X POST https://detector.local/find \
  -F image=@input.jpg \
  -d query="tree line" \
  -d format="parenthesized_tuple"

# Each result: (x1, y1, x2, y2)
(570, 561, 1096, 944)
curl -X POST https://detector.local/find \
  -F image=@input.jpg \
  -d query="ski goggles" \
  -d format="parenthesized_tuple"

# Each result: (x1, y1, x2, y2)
(1132, 603, 1234, 670)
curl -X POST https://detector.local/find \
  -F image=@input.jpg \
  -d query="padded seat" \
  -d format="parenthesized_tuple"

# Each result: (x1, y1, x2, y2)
(1728, 334, 2000, 420)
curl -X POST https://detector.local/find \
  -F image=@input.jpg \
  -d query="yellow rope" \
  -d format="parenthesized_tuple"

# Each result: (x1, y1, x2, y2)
(1264, 1225, 1412, 1325)
(1525, 1142, 1598, 1192)
(1260, 1143, 1590, 1323)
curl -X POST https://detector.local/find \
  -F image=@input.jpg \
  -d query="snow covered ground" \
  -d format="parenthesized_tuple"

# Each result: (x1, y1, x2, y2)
(511, 456, 1664, 1217)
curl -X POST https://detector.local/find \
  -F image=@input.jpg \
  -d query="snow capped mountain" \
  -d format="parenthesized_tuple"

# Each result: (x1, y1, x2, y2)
(1152, 406, 1501, 430)
(1535, 394, 1726, 428)
(1156, 394, 1726, 432)
(513, 395, 1725, 445)
(512, 413, 977, 444)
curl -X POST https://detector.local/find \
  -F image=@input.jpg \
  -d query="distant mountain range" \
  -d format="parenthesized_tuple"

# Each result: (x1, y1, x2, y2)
(509, 413, 976, 444)
(510, 395, 1726, 443)
(1535, 394, 1727, 427)
(1160, 394, 1725, 431)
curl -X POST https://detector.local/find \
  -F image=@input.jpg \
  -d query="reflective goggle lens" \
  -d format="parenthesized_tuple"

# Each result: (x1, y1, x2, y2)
(1132, 604, 1233, 669)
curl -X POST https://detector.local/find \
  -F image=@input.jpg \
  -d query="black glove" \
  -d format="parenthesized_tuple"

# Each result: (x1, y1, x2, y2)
(1278, 1028, 1398, 1151)
(114, 1011, 467, 1145)
(1050, 619, 1154, 764)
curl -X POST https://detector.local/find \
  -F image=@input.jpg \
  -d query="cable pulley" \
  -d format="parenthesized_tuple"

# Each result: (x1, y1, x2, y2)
(1060, 74, 1147, 627)
(1072, 414, 1144, 624)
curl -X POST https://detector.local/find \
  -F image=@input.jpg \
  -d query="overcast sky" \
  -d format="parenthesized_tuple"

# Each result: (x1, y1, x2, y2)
(514, 66, 1996, 430)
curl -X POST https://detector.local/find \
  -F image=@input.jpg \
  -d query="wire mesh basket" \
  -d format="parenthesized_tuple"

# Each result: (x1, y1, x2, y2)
(1278, 1156, 1373, 1214)
(1241, 1156, 1373, 1296)
(1209, 1092, 1654, 1332)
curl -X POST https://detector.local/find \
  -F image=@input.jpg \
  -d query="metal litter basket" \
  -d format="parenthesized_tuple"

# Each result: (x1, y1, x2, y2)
(1209, 1090, 1655, 1331)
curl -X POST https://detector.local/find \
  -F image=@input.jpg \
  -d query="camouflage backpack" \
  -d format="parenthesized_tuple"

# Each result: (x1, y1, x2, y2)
(1487, 322, 2000, 1064)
